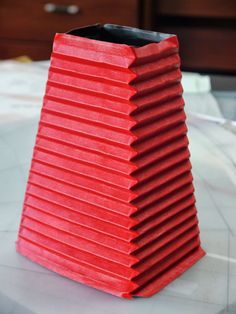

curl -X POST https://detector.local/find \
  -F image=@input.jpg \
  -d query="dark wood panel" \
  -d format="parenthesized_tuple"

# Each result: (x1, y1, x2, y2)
(0, 38, 52, 60)
(156, 0, 236, 18)
(0, 0, 138, 42)
(153, 0, 236, 73)
(140, 0, 155, 29)
(157, 25, 236, 73)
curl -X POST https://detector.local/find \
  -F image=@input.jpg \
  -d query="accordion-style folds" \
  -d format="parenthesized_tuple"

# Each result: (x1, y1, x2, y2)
(16, 24, 205, 298)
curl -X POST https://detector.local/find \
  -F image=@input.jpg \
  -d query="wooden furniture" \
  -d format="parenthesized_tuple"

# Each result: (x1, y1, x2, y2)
(152, 0, 236, 73)
(0, 0, 146, 60)
(1, 0, 235, 73)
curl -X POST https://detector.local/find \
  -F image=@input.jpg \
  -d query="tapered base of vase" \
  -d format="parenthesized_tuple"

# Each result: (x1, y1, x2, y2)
(16, 240, 205, 298)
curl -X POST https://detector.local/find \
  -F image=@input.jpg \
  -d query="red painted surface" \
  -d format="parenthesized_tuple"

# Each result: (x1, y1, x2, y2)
(16, 25, 205, 298)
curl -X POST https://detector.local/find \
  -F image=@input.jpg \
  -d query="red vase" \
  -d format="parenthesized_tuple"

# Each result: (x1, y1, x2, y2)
(16, 24, 205, 298)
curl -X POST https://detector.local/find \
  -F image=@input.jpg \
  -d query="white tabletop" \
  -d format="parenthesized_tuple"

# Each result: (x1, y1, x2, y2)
(0, 61, 235, 314)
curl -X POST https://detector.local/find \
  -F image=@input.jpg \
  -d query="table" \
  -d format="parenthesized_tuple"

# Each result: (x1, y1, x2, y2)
(0, 61, 236, 314)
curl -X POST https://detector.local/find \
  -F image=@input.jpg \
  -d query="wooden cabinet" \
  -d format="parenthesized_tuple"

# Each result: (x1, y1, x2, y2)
(0, 0, 141, 60)
(153, 0, 236, 73)
(156, 0, 236, 18)
(1, 0, 235, 73)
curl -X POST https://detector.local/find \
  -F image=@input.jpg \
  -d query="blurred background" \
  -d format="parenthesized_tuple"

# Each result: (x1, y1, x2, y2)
(0, 0, 236, 73)
(0, 0, 236, 121)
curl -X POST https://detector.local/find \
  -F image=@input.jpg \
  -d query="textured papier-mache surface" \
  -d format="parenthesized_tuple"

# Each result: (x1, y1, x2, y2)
(16, 24, 205, 298)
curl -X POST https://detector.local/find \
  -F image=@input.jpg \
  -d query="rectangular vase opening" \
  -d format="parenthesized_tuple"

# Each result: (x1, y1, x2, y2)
(67, 23, 174, 47)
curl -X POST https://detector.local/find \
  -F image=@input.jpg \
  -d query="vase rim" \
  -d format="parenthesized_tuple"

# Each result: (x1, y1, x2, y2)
(66, 23, 175, 48)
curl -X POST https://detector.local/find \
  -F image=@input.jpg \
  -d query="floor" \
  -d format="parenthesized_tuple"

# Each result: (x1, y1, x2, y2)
(0, 61, 236, 314)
